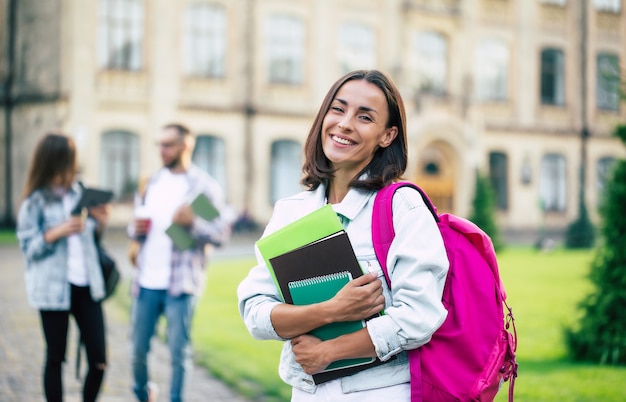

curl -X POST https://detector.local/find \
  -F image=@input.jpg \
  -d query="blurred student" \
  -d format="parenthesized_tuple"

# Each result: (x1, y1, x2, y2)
(16, 132, 111, 402)
(127, 123, 233, 402)
(237, 70, 449, 401)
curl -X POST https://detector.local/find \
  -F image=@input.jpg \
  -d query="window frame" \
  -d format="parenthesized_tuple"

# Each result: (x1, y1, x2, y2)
(596, 53, 621, 111)
(99, 130, 140, 201)
(489, 152, 509, 211)
(98, 0, 144, 71)
(540, 48, 565, 106)
(539, 153, 567, 213)
(593, 0, 622, 13)
(338, 22, 376, 74)
(266, 15, 305, 85)
(192, 135, 228, 193)
(270, 139, 302, 205)
(474, 38, 509, 102)
(415, 31, 448, 96)
(183, 3, 227, 78)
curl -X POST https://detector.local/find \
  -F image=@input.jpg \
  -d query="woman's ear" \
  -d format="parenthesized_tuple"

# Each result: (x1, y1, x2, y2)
(379, 126, 398, 148)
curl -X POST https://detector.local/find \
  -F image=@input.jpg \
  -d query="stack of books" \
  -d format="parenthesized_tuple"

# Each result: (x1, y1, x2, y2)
(256, 204, 384, 383)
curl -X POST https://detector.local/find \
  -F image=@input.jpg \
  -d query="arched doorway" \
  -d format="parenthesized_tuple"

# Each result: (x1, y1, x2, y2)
(412, 141, 456, 213)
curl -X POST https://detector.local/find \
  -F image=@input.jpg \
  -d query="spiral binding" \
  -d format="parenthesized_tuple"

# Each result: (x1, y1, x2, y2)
(288, 271, 352, 289)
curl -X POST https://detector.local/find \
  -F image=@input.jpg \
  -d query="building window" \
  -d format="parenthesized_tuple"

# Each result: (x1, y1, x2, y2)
(424, 162, 440, 175)
(539, 153, 567, 212)
(192, 135, 227, 193)
(593, 0, 622, 13)
(338, 22, 376, 74)
(183, 4, 226, 78)
(266, 15, 305, 85)
(100, 130, 139, 201)
(597, 53, 621, 111)
(415, 31, 448, 95)
(474, 38, 509, 101)
(98, 0, 144, 71)
(540, 0, 567, 6)
(489, 152, 509, 210)
(597, 156, 617, 206)
(540, 48, 565, 105)
(270, 140, 302, 204)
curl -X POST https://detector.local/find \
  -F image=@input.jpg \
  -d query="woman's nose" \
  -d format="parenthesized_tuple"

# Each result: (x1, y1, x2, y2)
(338, 117, 353, 131)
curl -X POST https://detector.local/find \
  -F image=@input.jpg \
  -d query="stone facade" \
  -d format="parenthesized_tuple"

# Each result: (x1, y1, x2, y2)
(1, 0, 624, 243)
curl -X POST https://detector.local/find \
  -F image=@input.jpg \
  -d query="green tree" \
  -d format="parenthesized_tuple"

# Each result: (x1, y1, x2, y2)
(566, 124, 626, 365)
(564, 198, 595, 249)
(468, 170, 503, 251)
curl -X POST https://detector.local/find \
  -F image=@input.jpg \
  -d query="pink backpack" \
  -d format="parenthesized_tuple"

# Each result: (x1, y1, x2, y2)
(372, 182, 518, 402)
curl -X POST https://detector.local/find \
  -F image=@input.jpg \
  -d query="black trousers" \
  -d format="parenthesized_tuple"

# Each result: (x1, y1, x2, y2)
(39, 284, 107, 402)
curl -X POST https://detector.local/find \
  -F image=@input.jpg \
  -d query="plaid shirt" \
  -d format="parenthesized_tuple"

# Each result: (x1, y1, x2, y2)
(129, 165, 233, 297)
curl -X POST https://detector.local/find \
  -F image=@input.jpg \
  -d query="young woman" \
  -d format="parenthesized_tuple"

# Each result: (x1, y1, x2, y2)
(237, 70, 449, 401)
(16, 132, 110, 402)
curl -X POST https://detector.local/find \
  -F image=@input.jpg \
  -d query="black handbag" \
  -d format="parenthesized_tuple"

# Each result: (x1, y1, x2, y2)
(96, 238, 120, 300)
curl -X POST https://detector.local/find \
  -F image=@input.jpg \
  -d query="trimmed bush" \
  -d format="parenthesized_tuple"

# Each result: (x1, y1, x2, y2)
(469, 170, 503, 251)
(566, 125, 626, 365)
(564, 198, 595, 249)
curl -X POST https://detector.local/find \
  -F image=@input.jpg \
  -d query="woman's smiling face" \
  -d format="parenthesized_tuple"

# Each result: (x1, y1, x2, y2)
(321, 79, 398, 178)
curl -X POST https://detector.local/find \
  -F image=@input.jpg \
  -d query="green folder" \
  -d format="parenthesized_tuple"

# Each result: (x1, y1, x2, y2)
(256, 204, 345, 301)
(166, 193, 220, 250)
(190, 193, 220, 221)
(288, 271, 374, 372)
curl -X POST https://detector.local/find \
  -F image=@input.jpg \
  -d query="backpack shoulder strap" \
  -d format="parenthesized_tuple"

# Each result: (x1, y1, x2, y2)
(372, 181, 438, 288)
(372, 181, 507, 300)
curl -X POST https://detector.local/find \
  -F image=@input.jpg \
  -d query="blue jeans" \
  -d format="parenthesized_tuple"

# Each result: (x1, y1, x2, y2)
(131, 288, 196, 402)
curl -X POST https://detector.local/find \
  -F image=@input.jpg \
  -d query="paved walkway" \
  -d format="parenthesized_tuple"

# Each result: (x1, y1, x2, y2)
(0, 229, 261, 402)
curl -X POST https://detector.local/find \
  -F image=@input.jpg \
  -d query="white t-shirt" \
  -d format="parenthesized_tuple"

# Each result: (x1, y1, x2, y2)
(139, 170, 190, 289)
(63, 193, 87, 286)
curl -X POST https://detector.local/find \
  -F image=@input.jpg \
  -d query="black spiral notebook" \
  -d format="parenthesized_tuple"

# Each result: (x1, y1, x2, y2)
(269, 231, 388, 383)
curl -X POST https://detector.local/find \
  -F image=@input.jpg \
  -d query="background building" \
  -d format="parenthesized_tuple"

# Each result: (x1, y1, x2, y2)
(1, 0, 624, 244)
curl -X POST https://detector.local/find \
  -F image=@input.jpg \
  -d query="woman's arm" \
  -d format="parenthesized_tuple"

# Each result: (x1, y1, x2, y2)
(365, 188, 449, 360)
(88, 204, 110, 238)
(291, 328, 376, 375)
(270, 272, 384, 339)
(43, 216, 83, 243)
(17, 196, 82, 260)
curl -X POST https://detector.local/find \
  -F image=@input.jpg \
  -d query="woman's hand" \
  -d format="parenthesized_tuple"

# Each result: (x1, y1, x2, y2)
(270, 272, 385, 339)
(291, 335, 329, 375)
(325, 272, 385, 322)
(291, 328, 378, 375)
(44, 215, 85, 243)
(89, 204, 111, 228)
(89, 204, 110, 229)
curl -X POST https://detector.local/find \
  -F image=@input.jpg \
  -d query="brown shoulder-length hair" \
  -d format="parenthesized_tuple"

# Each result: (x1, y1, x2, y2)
(301, 69, 408, 192)
(21, 132, 77, 199)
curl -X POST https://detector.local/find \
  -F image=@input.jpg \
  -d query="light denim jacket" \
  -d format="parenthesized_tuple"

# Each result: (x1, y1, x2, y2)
(237, 184, 449, 394)
(16, 183, 105, 310)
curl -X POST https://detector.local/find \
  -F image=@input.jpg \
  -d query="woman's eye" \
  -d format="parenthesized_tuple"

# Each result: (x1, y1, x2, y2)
(359, 115, 373, 122)
(331, 106, 343, 113)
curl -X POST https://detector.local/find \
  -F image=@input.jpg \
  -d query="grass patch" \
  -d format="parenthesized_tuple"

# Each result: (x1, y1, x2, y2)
(192, 258, 290, 401)
(0, 229, 17, 245)
(195, 249, 626, 402)
(492, 248, 625, 401)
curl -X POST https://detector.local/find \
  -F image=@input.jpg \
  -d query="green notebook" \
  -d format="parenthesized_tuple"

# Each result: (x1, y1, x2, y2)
(288, 271, 375, 372)
(166, 193, 220, 250)
(256, 204, 345, 301)
(190, 193, 220, 221)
